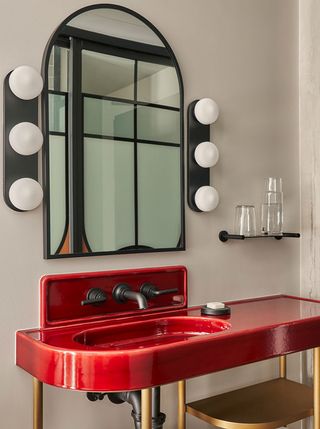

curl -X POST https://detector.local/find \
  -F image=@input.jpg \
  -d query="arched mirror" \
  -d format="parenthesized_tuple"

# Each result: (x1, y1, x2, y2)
(42, 5, 184, 258)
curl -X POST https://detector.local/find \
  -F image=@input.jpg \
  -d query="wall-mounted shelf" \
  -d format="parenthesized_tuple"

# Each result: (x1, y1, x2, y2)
(187, 378, 313, 428)
(219, 231, 300, 243)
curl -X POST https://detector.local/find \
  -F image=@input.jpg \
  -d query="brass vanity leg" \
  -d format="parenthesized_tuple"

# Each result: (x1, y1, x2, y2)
(178, 380, 186, 429)
(314, 348, 320, 429)
(279, 355, 287, 378)
(141, 388, 152, 429)
(279, 356, 287, 427)
(33, 378, 43, 429)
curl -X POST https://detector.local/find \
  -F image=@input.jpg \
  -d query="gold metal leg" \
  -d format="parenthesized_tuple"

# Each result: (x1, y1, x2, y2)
(279, 356, 287, 426)
(314, 348, 320, 429)
(141, 388, 152, 429)
(178, 380, 186, 429)
(33, 378, 43, 429)
(279, 355, 287, 378)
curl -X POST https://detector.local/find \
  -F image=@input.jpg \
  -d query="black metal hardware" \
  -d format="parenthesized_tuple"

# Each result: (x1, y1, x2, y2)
(68, 37, 85, 254)
(62, 26, 172, 64)
(3, 74, 39, 211)
(81, 288, 107, 306)
(219, 231, 245, 242)
(140, 283, 179, 299)
(88, 387, 166, 429)
(219, 230, 301, 243)
(112, 284, 148, 310)
(187, 100, 211, 212)
(86, 392, 108, 401)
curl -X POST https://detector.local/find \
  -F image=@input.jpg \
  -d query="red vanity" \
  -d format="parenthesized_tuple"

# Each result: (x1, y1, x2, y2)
(16, 266, 320, 428)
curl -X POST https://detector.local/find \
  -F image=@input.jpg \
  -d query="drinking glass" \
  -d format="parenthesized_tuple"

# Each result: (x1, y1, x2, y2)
(261, 203, 283, 235)
(261, 177, 283, 235)
(266, 177, 282, 194)
(234, 205, 257, 236)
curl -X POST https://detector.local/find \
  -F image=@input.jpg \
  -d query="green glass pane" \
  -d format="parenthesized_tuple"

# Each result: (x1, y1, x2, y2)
(137, 61, 179, 107)
(84, 97, 134, 139)
(82, 50, 134, 99)
(137, 143, 181, 248)
(137, 106, 180, 144)
(49, 135, 67, 254)
(84, 137, 135, 252)
(49, 94, 66, 133)
(48, 46, 69, 92)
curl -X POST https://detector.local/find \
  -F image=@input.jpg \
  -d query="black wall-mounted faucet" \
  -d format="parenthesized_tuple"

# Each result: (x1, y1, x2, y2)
(112, 284, 148, 310)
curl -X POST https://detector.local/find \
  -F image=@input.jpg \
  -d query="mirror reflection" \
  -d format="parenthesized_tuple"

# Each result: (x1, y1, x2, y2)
(44, 6, 184, 257)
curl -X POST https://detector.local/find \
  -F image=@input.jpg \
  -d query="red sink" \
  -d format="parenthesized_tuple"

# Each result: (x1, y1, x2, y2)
(73, 316, 230, 350)
(15, 267, 320, 392)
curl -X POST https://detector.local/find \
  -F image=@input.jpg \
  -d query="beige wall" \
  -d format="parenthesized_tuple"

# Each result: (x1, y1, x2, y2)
(0, 1, 299, 428)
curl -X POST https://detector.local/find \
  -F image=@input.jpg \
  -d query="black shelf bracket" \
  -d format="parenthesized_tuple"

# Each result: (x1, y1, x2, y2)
(219, 231, 300, 243)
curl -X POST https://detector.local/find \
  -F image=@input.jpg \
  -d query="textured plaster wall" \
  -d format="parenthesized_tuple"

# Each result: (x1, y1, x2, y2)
(300, 0, 320, 428)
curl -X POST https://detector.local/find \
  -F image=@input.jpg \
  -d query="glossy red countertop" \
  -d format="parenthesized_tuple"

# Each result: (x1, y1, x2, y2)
(16, 294, 320, 392)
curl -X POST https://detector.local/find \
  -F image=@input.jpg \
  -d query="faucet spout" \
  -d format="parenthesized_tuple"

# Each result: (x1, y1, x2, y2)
(123, 290, 148, 310)
(113, 284, 148, 310)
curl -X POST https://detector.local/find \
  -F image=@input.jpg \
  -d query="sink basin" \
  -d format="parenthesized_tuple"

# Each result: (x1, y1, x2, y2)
(16, 294, 320, 392)
(16, 268, 320, 392)
(73, 316, 230, 350)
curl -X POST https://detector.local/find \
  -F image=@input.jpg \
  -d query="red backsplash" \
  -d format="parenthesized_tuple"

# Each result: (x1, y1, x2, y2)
(40, 266, 187, 328)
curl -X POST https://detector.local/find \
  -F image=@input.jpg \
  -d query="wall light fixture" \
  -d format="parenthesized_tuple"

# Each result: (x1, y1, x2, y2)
(187, 98, 220, 212)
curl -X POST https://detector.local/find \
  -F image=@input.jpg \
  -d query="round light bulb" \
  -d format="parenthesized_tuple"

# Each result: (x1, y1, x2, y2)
(9, 65, 43, 100)
(194, 98, 219, 125)
(9, 178, 43, 211)
(9, 122, 43, 155)
(194, 141, 219, 168)
(194, 186, 219, 212)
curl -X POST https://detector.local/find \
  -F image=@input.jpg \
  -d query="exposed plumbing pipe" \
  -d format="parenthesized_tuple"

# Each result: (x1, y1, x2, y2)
(87, 387, 166, 429)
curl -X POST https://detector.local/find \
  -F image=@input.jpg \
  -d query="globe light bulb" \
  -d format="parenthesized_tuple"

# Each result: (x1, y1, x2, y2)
(194, 186, 219, 212)
(194, 98, 219, 125)
(194, 141, 219, 168)
(9, 178, 43, 211)
(9, 65, 43, 100)
(9, 122, 43, 155)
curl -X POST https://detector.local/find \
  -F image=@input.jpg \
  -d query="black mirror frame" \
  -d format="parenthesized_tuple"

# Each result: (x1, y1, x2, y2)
(41, 3, 185, 259)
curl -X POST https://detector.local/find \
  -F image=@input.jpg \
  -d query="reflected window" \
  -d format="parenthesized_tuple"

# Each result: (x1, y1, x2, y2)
(137, 61, 179, 107)
(82, 50, 135, 99)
